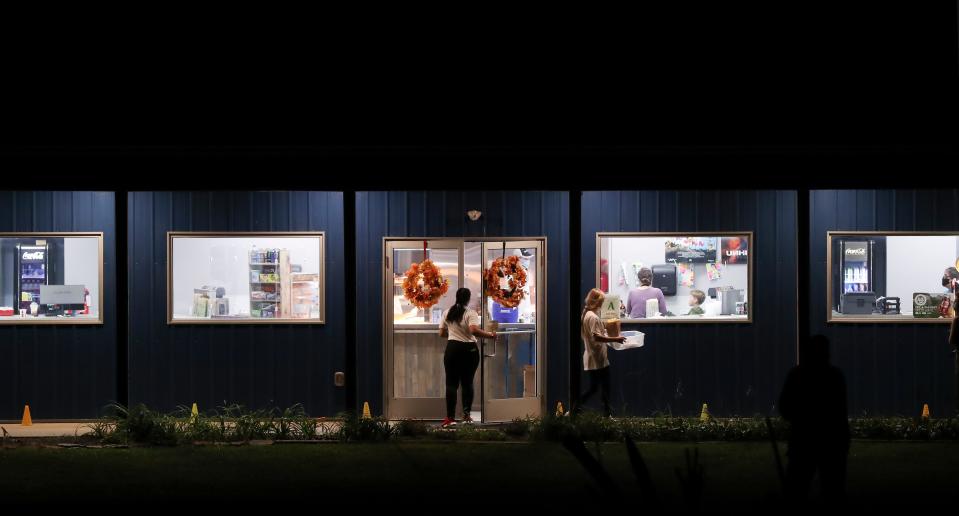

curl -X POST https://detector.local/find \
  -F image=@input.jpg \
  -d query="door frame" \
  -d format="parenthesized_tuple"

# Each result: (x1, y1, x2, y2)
(382, 236, 548, 421)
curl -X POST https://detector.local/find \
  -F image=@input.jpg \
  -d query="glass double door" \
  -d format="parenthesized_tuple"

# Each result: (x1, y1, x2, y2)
(385, 238, 544, 422)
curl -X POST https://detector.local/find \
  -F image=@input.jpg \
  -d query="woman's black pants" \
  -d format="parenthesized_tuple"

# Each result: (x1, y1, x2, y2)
(444, 340, 480, 419)
(578, 366, 612, 416)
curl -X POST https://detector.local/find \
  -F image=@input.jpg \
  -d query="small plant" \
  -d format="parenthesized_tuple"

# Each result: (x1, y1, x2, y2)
(395, 418, 429, 438)
(107, 403, 179, 446)
(173, 405, 226, 442)
(270, 404, 305, 440)
(336, 412, 395, 442)
(529, 413, 577, 442)
(456, 426, 507, 441)
(222, 403, 272, 441)
(83, 417, 120, 443)
(293, 414, 320, 440)
(503, 417, 532, 438)
(574, 411, 621, 443)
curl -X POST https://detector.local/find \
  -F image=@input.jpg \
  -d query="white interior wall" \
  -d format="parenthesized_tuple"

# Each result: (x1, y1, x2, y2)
(605, 236, 749, 315)
(171, 237, 321, 317)
(886, 235, 958, 313)
(63, 237, 100, 315)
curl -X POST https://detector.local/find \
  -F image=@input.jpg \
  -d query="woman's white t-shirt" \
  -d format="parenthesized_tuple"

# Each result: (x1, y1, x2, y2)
(581, 310, 610, 370)
(439, 307, 480, 343)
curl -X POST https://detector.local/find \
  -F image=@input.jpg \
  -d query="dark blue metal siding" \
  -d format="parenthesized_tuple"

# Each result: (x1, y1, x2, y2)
(0, 191, 117, 420)
(127, 192, 345, 415)
(355, 191, 570, 415)
(810, 189, 957, 416)
(581, 191, 798, 417)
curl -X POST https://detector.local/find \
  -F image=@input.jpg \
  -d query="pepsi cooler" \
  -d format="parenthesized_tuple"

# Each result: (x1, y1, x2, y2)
(490, 301, 519, 323)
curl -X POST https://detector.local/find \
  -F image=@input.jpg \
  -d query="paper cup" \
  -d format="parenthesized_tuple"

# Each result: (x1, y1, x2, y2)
(603, 318, 621, 337)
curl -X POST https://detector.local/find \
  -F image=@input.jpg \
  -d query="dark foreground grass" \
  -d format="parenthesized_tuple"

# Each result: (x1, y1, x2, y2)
(1, 441, 957, 509)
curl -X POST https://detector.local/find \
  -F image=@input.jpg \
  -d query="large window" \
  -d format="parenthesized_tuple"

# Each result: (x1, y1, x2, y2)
(827, 232, 959, 323)
(596, 232, 753, 323)
(168, 232, 325, 324)
(0, 233, 104, 325)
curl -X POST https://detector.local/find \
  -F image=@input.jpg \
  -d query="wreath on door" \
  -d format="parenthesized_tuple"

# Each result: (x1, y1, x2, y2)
(403, 241, 450, 309)
(484, 254, 528, 308)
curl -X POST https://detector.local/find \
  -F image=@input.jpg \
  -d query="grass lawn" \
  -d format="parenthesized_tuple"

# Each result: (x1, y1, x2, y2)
(1, 441, 957, 509)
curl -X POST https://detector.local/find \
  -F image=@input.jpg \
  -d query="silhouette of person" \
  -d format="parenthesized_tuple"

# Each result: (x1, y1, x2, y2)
(778, 334, 850, 506)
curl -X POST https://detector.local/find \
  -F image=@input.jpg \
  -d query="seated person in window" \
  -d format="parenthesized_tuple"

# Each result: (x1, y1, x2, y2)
(687, 289, 706, 315)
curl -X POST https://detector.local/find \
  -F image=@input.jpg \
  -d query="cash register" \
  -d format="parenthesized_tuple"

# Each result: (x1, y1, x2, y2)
(39, 285, 87, 316)
(841, 291, 876, 315)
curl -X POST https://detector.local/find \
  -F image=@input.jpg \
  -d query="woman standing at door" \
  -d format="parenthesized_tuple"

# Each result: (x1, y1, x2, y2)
(573, 288, 626, 417)
(438, 287, 497, 428)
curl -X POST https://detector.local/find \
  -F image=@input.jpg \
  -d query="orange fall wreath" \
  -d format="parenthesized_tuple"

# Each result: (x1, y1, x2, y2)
(403, 259, 450, 309)
(484, 255, 528, 308)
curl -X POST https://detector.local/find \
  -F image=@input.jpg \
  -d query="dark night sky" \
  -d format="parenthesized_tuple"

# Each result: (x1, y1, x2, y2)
(2, 5, 957, 190)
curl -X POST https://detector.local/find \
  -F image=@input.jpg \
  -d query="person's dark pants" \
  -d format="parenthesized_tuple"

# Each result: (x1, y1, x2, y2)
(577, 366, 611, 416)
(444, 340, 480, 419)
(785, 447, 848, 506)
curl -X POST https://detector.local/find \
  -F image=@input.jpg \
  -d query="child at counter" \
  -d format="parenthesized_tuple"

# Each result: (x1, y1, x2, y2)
(687, 289, 706, 315)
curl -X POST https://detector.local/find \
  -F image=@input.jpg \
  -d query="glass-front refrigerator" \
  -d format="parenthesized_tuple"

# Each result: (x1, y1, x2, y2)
(841, 240, 872, 293)
(15, 243, 48, 311)
(832, 236, 887, 313)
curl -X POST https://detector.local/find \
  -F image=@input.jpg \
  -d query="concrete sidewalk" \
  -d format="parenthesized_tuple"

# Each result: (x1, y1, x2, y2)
(1, 423, 93, 438)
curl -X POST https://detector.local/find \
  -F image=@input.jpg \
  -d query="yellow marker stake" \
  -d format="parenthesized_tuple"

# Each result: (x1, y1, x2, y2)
(362, 401, 372, 419)
(700, 403, 711, 422)
(21, 405, 33, 426)
(191, 403, 199, 423)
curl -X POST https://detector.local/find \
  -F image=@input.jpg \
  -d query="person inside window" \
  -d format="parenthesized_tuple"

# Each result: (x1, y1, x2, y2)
(686, 289, 706, 315)
(942, 266, 958, 319)
(626, 267, 667, 318)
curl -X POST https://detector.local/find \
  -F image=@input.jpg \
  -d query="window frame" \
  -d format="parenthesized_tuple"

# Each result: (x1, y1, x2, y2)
(166, 231, 326, 325)
(595, 231, 755, 324)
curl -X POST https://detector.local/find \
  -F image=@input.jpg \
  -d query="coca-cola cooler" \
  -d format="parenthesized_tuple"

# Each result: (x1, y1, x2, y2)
(832, 236, 887, 313)
(15, 243, 49, 311)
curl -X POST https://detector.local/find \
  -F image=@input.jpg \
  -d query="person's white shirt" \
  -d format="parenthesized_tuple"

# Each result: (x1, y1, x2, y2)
(439, 306, 480, 343)
(703, 298, 722, 317)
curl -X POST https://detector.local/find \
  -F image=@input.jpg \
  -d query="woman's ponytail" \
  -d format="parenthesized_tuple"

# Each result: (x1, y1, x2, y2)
(446, 287, 472, 324)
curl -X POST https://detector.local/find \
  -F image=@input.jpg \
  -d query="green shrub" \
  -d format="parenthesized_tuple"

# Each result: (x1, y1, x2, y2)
(395, 418, 429, 438)
(86, 402, 959, 446)
(529, 413, 577, 442)
(849, 417, 959, 440)
(336, 412, 395, 442)
(455, 426, 507, 441)
(84, 417, 121, 443)
(270, 404, 306, 440)
(574, 411, 622, 442)
(106, 403, 180, 446)
(221, 403, 273, 441)
(503, 417, 532, 438)
(293, 414, 320, 440)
